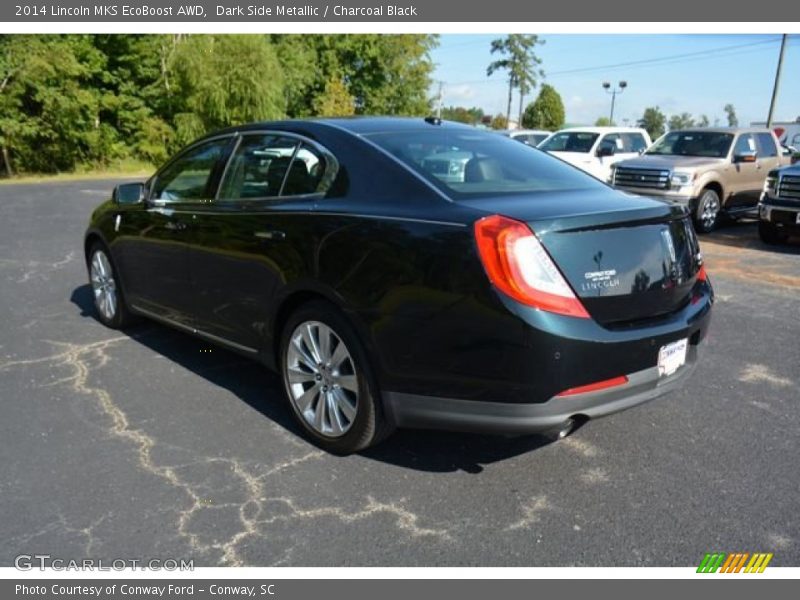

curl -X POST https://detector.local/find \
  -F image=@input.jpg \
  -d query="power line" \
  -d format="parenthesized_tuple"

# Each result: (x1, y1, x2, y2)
(438, 37, 786, 87)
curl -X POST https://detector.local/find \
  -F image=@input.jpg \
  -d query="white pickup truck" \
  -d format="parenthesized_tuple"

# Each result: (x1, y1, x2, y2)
(538, 126, 652, 182)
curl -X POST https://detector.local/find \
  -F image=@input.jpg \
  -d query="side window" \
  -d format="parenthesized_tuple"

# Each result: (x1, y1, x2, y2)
(218, 135, 300, 200)
(152, 139, 229, 201)
(602, 134, 623, 151)
(622, 133, 647, 153)
(733, 134, 755, 156)
(281, 144, 328, 197)
(755, 133, 777, 157)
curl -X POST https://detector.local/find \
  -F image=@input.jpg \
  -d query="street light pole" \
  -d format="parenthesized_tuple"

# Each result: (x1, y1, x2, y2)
(602, 81, 627, 125)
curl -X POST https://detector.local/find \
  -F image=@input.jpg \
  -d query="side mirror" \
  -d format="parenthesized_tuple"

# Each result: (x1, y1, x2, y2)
(597, 143, 616, 157)
(733, 150, 757, 163)
(113, 182, 145, 205)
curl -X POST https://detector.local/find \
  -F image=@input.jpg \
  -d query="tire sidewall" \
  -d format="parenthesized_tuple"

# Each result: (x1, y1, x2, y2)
(88, 242, 127, 329)
(694, 189, 721, 233)
(279, 301, 383, 454)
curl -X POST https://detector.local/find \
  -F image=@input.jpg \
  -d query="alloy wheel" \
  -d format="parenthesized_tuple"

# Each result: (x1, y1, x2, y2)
(90, 250, 117, 321)
(285, 321, 359, 438)
(700, 192, 720, 231)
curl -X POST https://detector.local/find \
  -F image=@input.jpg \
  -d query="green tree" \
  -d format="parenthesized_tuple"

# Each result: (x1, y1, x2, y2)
(637, 106, 666, 139)
(668, 112, 695, 131)
(724, 103, 738, 127)
(697, 114, 710, 127)
(595, 117, 614, 126)
(490, 114, 509, 130)
(441, 106, 484, 125)
(312, 77, 355, 116)
(0, 35, 109, 173)
(522, 84, 564, 130)
(169, 35, 286, 145)
(487, 34, 544, 126)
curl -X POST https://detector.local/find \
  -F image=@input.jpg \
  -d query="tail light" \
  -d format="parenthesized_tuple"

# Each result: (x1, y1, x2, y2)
(474, 214, 590, 319)
(697, 264, 708, 282)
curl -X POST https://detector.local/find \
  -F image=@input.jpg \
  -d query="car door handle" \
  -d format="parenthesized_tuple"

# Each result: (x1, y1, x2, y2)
(254, 230, 285, 241)
(164, 221, 188, 231)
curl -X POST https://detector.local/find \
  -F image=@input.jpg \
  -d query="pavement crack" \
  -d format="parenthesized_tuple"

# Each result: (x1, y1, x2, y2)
(738, 364, 792, 388)
(505, 495, 553, 531)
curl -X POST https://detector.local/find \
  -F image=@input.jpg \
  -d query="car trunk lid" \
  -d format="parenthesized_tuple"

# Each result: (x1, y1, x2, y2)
(462, 189, 703, 325)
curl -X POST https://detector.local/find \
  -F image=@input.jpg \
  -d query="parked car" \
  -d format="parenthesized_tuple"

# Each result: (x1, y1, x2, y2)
(538, 126, 651, 181)
(84, 117, 712, 454)
(498, 129, 551, 146)
(759, 163, 800, 244)
(610, 128, 783, 233)
(420, 150, 472, 183)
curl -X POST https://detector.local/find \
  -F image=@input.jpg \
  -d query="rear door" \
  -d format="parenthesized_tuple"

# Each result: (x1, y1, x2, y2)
(755, 132, 781, 183)
(188, 132, 336, 350)
(114, 136, 232, 325)
(727, 133, 761, 208)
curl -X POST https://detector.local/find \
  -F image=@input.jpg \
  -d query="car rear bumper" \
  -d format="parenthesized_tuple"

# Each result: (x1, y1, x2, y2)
(384, 345, 699, 434)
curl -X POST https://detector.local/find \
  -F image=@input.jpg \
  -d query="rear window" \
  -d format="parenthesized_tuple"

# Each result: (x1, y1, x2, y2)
(539, 131, 599, 153)
(367, 129, 607, 198)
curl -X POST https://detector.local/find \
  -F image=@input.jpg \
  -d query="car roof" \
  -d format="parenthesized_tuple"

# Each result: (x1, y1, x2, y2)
(201, 117, 481, 142)
(501, 129, 550, 135)
(666, 127, 774, 135)
(552, 126, 649, 134)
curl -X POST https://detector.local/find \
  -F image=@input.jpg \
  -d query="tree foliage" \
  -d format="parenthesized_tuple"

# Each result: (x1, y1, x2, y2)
(724, 103, 738, 127)
(441, 106, 484, 125)
(487, 34, 544, 126)
(668, 112, 696, 131)
(522, 84, 564, 130)
(0, 34, 438, 175)
(637, 106, 666, 139)
(595, 117, 614, 127)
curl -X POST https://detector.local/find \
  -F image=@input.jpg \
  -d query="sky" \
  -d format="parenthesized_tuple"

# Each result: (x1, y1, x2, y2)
(428, 34, 800, 128)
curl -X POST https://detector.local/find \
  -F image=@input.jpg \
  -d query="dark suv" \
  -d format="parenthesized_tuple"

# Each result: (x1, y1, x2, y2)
(759, 163, 800, 244)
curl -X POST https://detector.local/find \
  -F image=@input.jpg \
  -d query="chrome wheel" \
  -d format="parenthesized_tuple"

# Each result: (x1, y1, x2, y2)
(699, 191, 720, 231)
(284, 321, 359, 438)
(90, 249, 117, 321)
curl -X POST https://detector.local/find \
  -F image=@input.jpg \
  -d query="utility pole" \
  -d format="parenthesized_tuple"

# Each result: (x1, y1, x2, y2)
(767, 34, 788, 129)
(436, 81, 444, 119)
(602, 81, 627, 125)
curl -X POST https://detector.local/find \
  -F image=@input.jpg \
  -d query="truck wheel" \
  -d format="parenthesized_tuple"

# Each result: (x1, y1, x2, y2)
(694, 189, 721, 233)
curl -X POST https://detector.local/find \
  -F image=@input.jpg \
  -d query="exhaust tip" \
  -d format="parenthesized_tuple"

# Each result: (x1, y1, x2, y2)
(548, 415, 589, 441)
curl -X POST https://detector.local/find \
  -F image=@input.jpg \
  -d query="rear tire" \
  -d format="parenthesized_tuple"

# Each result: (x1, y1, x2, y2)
(694, 188, 721, 233)
(87, 242, 134, 329)
(758, 220, 788, 245)
(279, 300, 394, 454)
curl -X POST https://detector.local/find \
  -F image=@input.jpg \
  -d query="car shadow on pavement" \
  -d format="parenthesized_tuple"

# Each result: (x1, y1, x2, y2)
(71, 284, 557, 473)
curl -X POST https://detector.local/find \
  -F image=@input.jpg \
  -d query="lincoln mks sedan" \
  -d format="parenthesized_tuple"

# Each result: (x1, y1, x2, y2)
(84, 117, 713, 453)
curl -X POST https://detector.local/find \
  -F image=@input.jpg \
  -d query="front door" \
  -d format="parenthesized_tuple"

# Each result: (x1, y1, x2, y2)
(114, 137, 232, 326)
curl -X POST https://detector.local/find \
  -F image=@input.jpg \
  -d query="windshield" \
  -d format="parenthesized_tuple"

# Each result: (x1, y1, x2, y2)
(647, 131, 734, 158)
(367, 129, 607, 198)
(539, 131, 599, 153)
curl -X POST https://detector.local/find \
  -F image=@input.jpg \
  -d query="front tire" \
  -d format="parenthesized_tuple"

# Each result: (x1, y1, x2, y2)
(694, 188, 721, 233)
(87, 242, 134, 329)
(279, 301, 393, 454)
(758, 220, 788, 245)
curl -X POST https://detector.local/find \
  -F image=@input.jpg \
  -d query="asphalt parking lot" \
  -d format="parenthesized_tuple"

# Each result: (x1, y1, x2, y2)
(1, 179, 798, 567)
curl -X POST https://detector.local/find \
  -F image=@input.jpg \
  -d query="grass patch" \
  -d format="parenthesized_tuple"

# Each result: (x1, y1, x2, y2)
(0, 159, 154, 185)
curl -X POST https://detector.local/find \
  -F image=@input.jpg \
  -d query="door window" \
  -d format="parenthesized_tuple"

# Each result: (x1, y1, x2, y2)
(733, 134, 756, 156)
(218, 135, 330, 199)
(152, 138, 230, 201)
(755, 133, 778, 157)
(621, 133, 647, 153)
